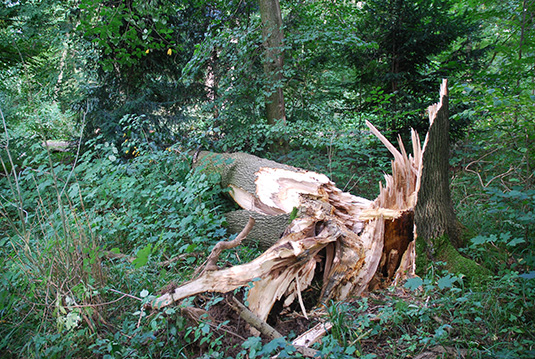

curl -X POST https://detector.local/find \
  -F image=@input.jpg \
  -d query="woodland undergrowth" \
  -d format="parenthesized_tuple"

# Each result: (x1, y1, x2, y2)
(1, 107, 534, 358)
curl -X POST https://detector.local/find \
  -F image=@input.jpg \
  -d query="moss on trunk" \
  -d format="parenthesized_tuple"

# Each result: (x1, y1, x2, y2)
(416, 235, 490, 284)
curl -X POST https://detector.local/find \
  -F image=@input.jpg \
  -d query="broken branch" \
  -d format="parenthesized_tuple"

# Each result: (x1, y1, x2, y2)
(200, 217, 256, 274)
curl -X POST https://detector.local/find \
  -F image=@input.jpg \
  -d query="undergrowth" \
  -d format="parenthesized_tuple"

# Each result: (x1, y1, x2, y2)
(1, 107, 534, 358)
(0, 110, 230, 358)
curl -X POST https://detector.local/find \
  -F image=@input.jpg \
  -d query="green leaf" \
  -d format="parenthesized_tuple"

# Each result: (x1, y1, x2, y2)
(242, 335, 262, 350)
(404, 277, 423, 291)
(289, 207, 298, 222)
(258, 337, 285, 355)
(434, 324, 452, 339)
(507, 238, 525, 247)
(519, 271, 535, 280)
(132, 244, 152, 269)
(437, 275, 456, 290)
(470, 235, 494, 246)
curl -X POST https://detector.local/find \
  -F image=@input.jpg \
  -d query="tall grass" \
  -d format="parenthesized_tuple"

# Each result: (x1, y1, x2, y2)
(1, 107, 107, 356)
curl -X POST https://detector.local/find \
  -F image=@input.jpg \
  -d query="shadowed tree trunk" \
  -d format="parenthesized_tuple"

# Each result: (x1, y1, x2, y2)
(415, 79, 489, 279)
(415, 79, 462, 248)
(259, 0, 288, 152)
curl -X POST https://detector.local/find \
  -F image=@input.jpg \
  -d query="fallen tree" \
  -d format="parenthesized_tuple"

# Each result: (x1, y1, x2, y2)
(142, 80, 489, 355)
(151, 119, 424, 325)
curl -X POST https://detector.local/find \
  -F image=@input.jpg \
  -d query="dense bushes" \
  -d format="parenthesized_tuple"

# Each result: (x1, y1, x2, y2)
(0, 120, 230, 357)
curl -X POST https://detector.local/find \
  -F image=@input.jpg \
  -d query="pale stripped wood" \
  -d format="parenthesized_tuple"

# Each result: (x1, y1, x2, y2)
(153, 119, 424, 323)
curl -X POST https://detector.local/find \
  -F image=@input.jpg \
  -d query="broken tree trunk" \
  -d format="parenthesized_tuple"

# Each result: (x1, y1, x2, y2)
(152, 124, 422, 322)
(414, 79, 490, 280)
(415, 79, 461, 249)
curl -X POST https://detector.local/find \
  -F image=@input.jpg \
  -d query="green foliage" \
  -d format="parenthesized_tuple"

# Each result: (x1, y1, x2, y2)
(315, 267, 535, 358)
(76, 133, 228, 256)
(0, 0, 74, 68)
(75, 0, 216, 145)
(180, 0, 373, 154)
(346, 0, 475, 138)
(0, 0, 80, 140)
(1, 0, 535, 357)
(0, 113, 230, 357)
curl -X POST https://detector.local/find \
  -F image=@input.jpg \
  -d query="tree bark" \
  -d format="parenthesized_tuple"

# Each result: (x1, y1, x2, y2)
(415, 79, 461, 249)
(259, 0, 288, 151)
(225, 210, 289, 249)
(154, 128, 422, 320)
(414, 79, 489, 280)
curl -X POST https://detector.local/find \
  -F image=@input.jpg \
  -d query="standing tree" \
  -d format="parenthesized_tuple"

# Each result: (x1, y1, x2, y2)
(415, 79, 488, 279)
(348, 0, 473, 137)
(76, 0, 215, 144)
(259, 0, 288, 151)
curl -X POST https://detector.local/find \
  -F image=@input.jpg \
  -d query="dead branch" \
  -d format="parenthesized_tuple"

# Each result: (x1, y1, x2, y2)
(291, 321, 333, 348)
(198, 217, 256, 274)
(227, 296, 323, 358)
(227, 296, 282, 339)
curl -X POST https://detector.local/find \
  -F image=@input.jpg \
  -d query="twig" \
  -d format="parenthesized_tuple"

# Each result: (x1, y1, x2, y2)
(463, 148, 501, 188)
(109, 288, 142, 301)
(464, 147, 500, 170)
(65, 295, 128, 308)
(136, 308, 145, 328)
(465, 165, 516, 188)
(295, 274, 308, 320)
(485, 166, 515, 187)
(0, 107, 27, 229)
(205, 318, 246, 341)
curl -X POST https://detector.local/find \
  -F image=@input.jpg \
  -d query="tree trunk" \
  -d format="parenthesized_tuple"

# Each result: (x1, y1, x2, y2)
(414, 79, 489, 279)
(415, 79, 461, 248)
(149, 80, 489, 331)
(259, 0, 288, 152)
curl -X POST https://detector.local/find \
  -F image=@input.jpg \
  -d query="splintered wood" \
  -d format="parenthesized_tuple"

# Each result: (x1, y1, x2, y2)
(152, 123, 423, 324)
